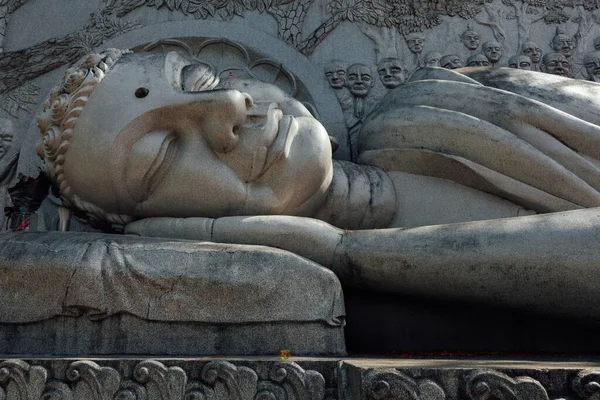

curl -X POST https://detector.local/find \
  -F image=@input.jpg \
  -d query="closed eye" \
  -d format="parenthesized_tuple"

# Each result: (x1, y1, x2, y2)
(126, 131, 179, 203)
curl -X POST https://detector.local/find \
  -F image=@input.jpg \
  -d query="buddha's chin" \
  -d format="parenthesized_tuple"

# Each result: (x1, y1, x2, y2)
(245, 156, 332, 217)
(254, 117, 333, 216)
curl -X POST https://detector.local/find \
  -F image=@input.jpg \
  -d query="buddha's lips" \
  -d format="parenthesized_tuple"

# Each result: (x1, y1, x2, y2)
(248, 110, 293, 183)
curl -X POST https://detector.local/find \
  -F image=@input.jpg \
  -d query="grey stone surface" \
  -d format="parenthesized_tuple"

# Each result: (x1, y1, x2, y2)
(0, 231, 345, 355)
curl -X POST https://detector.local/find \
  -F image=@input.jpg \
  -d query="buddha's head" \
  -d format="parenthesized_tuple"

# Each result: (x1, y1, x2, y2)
(37, 49, 333, 228)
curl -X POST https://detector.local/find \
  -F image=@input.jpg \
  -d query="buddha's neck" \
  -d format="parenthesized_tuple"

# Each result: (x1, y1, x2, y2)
(313, 160, 396, 229)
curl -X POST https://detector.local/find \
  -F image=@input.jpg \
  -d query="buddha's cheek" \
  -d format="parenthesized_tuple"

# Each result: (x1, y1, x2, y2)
(133, 145, 249, 218)
(260, 117, 332, 215)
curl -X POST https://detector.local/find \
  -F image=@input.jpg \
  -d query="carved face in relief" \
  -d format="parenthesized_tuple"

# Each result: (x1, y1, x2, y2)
(377, 58, 405, 89)
(424, 52, 441, 67)
(521, 41, 542, 63)
(0, 118, 13, 160)
(584, 51, 600, 82)
(347, 64, 373, 98)
(508, 55, 532, 70)
(482, 41, 502, 64)
(405, 33, 425, 54)
(466, 53, 490, 67)
(324, 60, 348, 89)
(551, 34, 575, 58)
(460, 28, 480, 51)
(440, 55, 464, 69)
(594, 36, 600, 51)
(541, 52, 572, 77)
(51, 51, 333, 220)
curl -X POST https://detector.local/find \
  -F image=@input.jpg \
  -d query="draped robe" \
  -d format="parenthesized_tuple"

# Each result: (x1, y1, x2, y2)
(359, 67, 600, 213)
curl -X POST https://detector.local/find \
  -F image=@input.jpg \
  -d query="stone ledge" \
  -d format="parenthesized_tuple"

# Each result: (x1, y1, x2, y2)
(2, 357, 600, 399)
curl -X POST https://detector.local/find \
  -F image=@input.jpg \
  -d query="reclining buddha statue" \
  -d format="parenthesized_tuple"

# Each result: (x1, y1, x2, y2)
(3, 47, 600, 355)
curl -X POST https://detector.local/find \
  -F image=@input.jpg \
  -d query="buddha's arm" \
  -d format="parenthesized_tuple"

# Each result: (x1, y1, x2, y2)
(126, 210, 600, 319)
(125, 215, 343, 268)
(336, 209, 600, 319)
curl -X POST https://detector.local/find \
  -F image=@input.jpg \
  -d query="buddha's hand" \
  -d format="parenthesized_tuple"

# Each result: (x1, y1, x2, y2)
(124, 215, 343, 267)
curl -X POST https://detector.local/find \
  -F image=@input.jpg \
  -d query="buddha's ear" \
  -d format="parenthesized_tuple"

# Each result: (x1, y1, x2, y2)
(165, 51, 218, 92)
(165, 51, 194, 91)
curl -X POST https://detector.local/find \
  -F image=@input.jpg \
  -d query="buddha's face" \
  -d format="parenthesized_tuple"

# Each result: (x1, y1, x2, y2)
(508, 55, 532, 70)
(460, 30, 480, 50)
(377, 58, 405, 89)
(482, 41, 502, 63)
(347, 64, 373, 97)
(466, 53, 490, 67)
(521, 41, 541, 63)
(61, 52, 333, 219)
(584, 51, 600, 82)
(542, 53, 571, 77)
(551, 34, 575, 58)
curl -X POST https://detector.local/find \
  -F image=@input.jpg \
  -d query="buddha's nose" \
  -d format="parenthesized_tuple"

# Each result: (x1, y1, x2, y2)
(181, 89, 254, 153)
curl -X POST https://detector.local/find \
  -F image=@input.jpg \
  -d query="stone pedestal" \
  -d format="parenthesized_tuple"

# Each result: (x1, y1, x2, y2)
(0, 232, 346, 356)
(2, 357, 600, 399)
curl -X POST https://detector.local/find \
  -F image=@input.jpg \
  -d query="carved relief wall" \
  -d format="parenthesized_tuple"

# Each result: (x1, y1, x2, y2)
(3, 0, 600, 227)
(3, 359, 600, 400)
